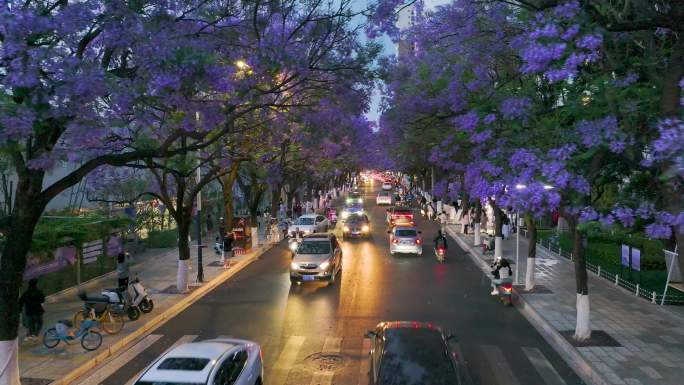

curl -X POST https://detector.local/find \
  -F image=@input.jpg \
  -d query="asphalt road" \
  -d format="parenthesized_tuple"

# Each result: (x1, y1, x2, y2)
(95, 183, 585, 385)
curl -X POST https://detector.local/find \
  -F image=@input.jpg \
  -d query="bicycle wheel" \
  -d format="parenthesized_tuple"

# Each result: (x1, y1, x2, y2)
(72, 310, 86, 330)
(81, 330, 102, 351)
(43, 328, 60, 349)
(101, 311, 124, 334)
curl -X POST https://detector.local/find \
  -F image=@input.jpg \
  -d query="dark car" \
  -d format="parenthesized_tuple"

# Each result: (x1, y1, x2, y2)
(342, 214, 370, 239)
(367, 321, 470, 385)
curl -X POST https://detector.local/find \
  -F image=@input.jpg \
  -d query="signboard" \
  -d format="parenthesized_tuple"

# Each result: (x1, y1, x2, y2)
(106, 236, 122, 257)
(621, 244, 630, 267)
(82, 240, 103, 264)
(631, 248, 641, 272)
(23, 246, 77, 280)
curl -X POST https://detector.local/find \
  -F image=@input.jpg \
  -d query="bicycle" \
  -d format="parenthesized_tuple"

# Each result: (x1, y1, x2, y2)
(43, 319, 102, 351)
(74, 293, 125, 335)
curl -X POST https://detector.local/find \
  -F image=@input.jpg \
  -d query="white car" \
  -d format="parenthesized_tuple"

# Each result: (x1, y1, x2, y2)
(134, 338, 263, 385)
(382, 182, 393, 191)
(289, 214, 329, 236)
(376, 191, 392, 205)
(389, 225, 423, 256)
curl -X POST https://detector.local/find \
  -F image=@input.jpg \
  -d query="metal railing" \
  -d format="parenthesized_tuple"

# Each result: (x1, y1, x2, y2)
(520, 228, 684, 305)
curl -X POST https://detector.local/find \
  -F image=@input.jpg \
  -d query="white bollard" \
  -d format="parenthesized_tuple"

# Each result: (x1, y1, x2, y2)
(615, 274, 619, 285)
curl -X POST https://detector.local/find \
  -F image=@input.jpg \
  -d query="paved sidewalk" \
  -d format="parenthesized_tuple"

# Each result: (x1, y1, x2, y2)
(446, 224, 684, 385)
(19, 237, 275, 385)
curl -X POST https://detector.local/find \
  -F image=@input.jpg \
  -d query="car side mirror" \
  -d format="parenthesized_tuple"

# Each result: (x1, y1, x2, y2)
(387, 230, 391, 234)
(366, 330, 377, 338)
(446, 334, 458, 342)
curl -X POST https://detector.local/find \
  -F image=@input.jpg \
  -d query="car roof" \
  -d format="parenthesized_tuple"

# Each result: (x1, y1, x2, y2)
(298, 214, 317, 219)
(139, 341, 237, 383)
(303, 233, 333, 239)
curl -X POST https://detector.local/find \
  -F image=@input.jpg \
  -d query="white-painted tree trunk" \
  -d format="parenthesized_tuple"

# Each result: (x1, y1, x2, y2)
(525, 257, 536, 290)
(251, 226, 259, 248)
(177, 259, 189, 293)
(0, 339, 20, 385)
(312, 199, 318, 210)
(494, 236, 503, 258)
(574, 293, 591, 341)
(473, 223, 481, 246)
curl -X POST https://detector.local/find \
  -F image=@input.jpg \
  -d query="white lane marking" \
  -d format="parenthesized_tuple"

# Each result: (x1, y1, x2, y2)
(522, 347, 568, 385)
(357, 338, 371, 385)
(481, 344, 522, 385)
(124, 335, 198, 385)
(271, 335, 306, 385)
(309, 337, 343, 385)
(77, 334, 163, 385)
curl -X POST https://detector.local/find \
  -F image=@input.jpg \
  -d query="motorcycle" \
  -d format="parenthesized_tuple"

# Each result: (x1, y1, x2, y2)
(101, 277, 153, 320)
(288, 237, 302, 255)
(130, 277, 154, 313)
(494, 278, 513, 306)
(435, 246, 446, 263)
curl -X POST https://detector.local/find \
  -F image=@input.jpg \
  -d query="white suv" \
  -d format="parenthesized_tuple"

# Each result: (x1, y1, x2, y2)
(376, 191, 392, 205)
(389, 225, 423, 256)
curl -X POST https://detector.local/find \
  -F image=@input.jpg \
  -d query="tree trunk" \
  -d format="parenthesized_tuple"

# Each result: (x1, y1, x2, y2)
(473, 201, 482, 247)
(492, 200, 503, 258)
(270, 183, 282, 219)
(221, 162, 240, 231)
(566, 214, 591, 341)
(176, 214, 191, 293)
(0, 172, 46, 385)
(525, 213, 537, 291)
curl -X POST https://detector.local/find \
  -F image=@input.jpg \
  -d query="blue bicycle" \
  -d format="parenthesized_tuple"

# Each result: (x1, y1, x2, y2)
(43, 318, 102, 351)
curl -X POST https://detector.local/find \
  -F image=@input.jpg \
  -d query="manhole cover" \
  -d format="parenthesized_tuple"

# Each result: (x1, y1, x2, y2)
(303, 352, 349, 372)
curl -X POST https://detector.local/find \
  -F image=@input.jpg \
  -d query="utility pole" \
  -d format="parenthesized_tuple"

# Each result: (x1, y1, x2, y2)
(195, 112, 204, 283)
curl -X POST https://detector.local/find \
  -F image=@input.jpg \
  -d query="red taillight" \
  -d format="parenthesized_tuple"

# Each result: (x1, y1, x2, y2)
(392, 238, 399, 244)
(437, 248, 445, 254)
(415, 239, 422, 245)
(502, 283, 512, 293)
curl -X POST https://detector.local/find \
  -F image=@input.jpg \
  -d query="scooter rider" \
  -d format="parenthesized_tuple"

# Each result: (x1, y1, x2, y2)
(433, 230, 448, 253)
(490, 256, 512, 295)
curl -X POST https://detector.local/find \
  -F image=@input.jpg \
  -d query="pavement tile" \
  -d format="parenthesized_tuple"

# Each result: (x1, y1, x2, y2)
(638, 366, 663, 380)
(623, 378, 643, 385)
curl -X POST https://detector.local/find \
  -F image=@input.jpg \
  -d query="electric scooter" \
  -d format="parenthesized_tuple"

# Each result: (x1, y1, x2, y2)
(494, 278, 513, 306)
(435, 246, 446, 263)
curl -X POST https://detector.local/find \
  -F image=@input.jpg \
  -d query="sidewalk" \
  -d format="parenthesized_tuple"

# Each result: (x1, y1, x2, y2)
(445, 224, 684, 385)
(19, 236, 275, 385)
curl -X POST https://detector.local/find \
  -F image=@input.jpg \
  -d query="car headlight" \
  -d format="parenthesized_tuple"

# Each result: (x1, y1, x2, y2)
(362, 225, 370, 232)
(289, 242, 299, 251)
(343, 226, 350, 232)
(319, 261, 330, 270)
(303, 229, 311, 234)
(341, 211, 349, 219)
(291, 262, 300, 269)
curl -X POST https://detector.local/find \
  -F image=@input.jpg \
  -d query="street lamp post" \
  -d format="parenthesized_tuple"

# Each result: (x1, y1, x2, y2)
(195, 112, 204, 283)
(516, 210, 520, 285)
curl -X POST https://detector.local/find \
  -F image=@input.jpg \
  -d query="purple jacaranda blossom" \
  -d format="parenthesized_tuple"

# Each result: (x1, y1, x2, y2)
(575, 34, 603, 51)
(500, 97, 532, 120)
(645, 223, 672, 239)
(483, 114, 497, 124)
(645, 118, 684, 178)
(611, 72, 639, 87)
(579, 207, 598, 223)
(612, 207, 635, 228)
(454, 110, 480, 132)
(554, 1, 581, 19)
(561, 24, 580, 41)
(636, 203, 655, 219)
(599, 214, 615, 227)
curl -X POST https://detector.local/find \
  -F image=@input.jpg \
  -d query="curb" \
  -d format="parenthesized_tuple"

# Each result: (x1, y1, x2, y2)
(445, 227, 608, 385)
(49, 243, 276, 385)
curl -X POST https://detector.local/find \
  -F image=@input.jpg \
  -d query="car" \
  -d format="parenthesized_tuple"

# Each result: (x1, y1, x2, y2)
(386, 207, 414, 225)
(341, 204, 364, 220)
(381, 182, 393, 191)
(376, 191, 392, 205)
(367, 321, 469, 385)
(342, 214, 370, 239)
(389, 224, 422, 255)
(133, 338, 263, 385)
(346, 191, 364, 205)
(290, 233, 343, 284)
(288, 214, 329, 237)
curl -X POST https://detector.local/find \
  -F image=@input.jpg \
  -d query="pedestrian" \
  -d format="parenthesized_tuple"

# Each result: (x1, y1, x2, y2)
(438, 211, 448, 233)
(461, 210, 470, 234)
(222, 233, 234, 269)
(116, 252, 131, 288)
(206, 213, 214, 239)
(218, 217, 226, 241)
(502, 214, 511, 240)
(20, 278, 45, 341)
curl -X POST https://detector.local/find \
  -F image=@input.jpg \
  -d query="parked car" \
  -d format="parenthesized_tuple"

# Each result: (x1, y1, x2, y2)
(288, 214, 329, 237)
(290, 233, 343, 284)
(342, 214, 370, 239)
(376, 191, 392, 205)
(367, 321, 469, 385)
(133, 338, 263, 385)
(388, 224, 422, 256)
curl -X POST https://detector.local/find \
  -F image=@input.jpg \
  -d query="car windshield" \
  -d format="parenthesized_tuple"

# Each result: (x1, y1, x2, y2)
(349, 193, 360, 198)
(136, 382, 203, 385)
(393, 210, 412, 215)
(297, 241, 331, 254)
(347, 216, 366, 224)
(295, 217, 315, 225)
(395, 229, 417, 237)
(378, 329, 460, 385)
(379, 192, 389, 196)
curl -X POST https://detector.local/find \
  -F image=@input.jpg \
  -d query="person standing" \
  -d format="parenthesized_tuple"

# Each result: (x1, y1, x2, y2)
(116, 252, 131, 287)
(218, 217, 226, 241)
(222, 233, 234, 269)
(461, 211, 470, 234)
(20, 278, 45, 341)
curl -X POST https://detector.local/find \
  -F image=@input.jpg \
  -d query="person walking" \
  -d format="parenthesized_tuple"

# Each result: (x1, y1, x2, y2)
(20, 278, 45, 341)
(461, 210, 470, 234)
(222, 233, 234, 269)
(116, 252, 131, 288)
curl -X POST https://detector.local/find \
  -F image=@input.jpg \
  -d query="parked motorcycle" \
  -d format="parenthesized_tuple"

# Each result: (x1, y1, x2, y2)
(101, 277, 152, 320)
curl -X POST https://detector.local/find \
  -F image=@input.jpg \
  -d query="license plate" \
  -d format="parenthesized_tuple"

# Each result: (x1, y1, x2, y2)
(303, 275, 315, 281)
(402, 240, 413, 245)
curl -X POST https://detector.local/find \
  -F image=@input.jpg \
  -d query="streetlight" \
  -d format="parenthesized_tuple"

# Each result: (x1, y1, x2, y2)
(195, 111, 204, 283)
